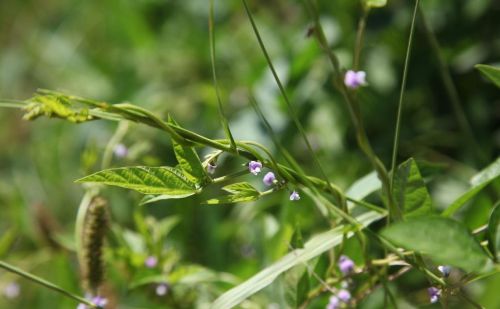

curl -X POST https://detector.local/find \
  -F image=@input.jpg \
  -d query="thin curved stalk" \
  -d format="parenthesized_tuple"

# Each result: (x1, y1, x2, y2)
(0, 261, 98, 308)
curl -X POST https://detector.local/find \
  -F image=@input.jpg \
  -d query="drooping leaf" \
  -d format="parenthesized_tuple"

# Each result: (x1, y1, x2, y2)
(169, 117, 211, 185)
(443, 157, 500, 217)
(393, 158, 433, 217)
(23, 94, 93, 123)
(381, 216, 488, 272)
(204, 182, 261, 205)
(76, 166, 200, 198)
(487, 201, 500, 261)
(363, 0, 387, 8)
(284, 266, 309, 309)
(210, 211, 384, 309)
(475, 64, 500, 88)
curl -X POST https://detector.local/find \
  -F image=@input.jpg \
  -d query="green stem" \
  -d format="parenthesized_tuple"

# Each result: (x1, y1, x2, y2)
(101, 121, 129, 170)
(241, 0, 334, 192)
(209, 0, 237, 151)
(304, 0, 398, 219)
(418, 8, 486, 165)
(390, 0, 420, 188)
(0, 260, 97, 308)
(212, 169, 249, 184)
(353, 8, 369, 70)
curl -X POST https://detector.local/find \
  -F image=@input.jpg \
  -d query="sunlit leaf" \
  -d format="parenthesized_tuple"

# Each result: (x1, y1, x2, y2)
(169, 117, 211, 185)
(443, 157, 500, 217)
(381, 216, 488, 272)
(76, 166, 200, 198)
(204, 182, 261, 205)
(475, 64, 500, 88)
(393, 158, 433, 217)
(211, 211, 384, 309)
(364, 0, 387, 8)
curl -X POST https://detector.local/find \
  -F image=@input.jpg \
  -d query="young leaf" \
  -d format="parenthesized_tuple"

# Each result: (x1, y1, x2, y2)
(76, 166, 200, 197)
(203, 182, 261, 205)
(204, 194, 260, 205)
(222, 182, 259, 195)
(475, 64, 500, 88)
(169, 117, 211, 185)
(381, 216, 488, 272)
(487, 201, 500, 261)
(210, 211, 384, 309)
(443, 157, 500, 217)
(363, 0, 387, 8)
(393, 158, 433, 217)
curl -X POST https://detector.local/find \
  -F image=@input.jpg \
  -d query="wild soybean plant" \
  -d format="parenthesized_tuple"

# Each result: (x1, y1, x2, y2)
(1, 0, 500, 308)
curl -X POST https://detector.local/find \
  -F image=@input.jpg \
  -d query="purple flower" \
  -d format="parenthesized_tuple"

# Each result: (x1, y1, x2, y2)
(263, 172, 276, 186)
(248, 161, 263, 175)
(77, 295, 107, 309)
(3, 282, 20, 299)
(344, 70, 367, 89)
(145, 256, 158, 268)
(337, 289, 351, 302)
(338, 255, 355, 275)
(156, 283, 169, 296)
(289, 190, 300, 201)
(113, 143, 128, 158)
(207, 162, 217, 174)
(326, 295, 340, 309)
(428, 287, 440, 304)
(438, 265, 451, 277)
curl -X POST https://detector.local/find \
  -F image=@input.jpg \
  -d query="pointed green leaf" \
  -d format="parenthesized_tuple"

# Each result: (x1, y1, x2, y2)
(284, 266, 308, 309)
(169, 117, 210, 185)
(203, 182, 261, 205)
(381, 216, 488, 272)
(204, 194, 260, 205)
(393, 158, 433, 217)
(222, 182, 259, 195)
(210, 211, 384, 309)
(76, 166, 200, 197)
(475, 64, 500, 88)
(487, 201, 500, 261)
(443, 157, 500, 217)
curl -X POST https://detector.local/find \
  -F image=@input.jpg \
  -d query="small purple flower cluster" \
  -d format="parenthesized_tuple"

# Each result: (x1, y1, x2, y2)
(3, 282, 20, 299)
(425, 265, 450, 304)
(326, 255, 356, 309)
(344, 70, 367, 89)
(249, 161, 300, 201)
(156, 283, 169, 296)
(144, 256, 158, 268)
(77, 295, 107, 309)
(428, 287, 440, 304)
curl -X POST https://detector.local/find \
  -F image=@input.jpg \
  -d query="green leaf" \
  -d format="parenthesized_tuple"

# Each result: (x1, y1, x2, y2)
(443, 157, 500, 217)
(169, 117, 210, 185)
(381, 216, 488, 272)
(475, 64, 500, 88)
(487, 201, 500, 261)
(204, 182, 261, 205)
(364, 0, 387, 8)
(204, 194, 260, 205)
(284, 267, 309, 309)
(393, 158, 433, 217)
(222, 182, 259, 195)
(76, 166, 200, 197)
(210, 211, 384, 309)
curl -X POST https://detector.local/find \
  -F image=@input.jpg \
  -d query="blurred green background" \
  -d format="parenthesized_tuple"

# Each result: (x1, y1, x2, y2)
(0, 0, 499, 308)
